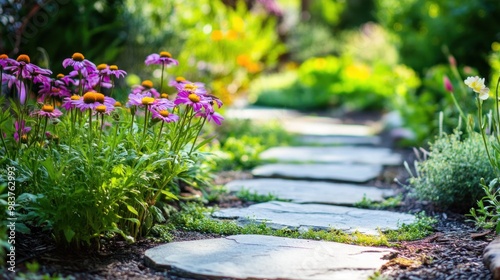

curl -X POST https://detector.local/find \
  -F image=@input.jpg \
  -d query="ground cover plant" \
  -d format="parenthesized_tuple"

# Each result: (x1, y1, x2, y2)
(0, 51, 224, 250)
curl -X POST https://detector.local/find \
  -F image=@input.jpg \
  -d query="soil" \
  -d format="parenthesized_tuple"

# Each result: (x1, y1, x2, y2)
(2, 111, 496, 280)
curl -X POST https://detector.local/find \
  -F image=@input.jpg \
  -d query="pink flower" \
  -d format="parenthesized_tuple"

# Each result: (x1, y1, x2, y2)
(62, 52, 97, 77)
(174, 90, 210, 112)
(443, 76, 453, 93)
(0, 54, 16, 69)
(196, 111, 224, 125)
(145, 51, 179, 67)
(130, 80, 160, 98)
(5, 54, 52, 80)
(14, 120, 31, 142)
(72, 92, 115, 112)
(34, 104, 63, 119)
(151, 109, 179, 123)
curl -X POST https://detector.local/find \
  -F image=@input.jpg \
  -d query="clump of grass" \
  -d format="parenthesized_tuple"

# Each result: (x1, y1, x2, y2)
(235, 189, 289, 203)
(165, 203, 436, 246)
(354, 195, 403, 209)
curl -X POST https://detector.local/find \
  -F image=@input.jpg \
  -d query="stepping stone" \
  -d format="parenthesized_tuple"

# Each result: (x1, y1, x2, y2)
(225, 106, 301, 121)
(297, 135, 382, 146)
(252, 163, 383, 183)
(213, 201, 415, 235)
(281, 116, 376, 136)
(227, 178, 395, 205)
(260, 146, 402, 166)
(145, 234, 395, 280)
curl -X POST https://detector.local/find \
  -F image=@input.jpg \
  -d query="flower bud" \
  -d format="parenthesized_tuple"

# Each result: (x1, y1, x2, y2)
(443, 76, 453, 93)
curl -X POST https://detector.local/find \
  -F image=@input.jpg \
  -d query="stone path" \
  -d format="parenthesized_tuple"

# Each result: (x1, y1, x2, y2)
(145, 235, 395, 280)
(226, 178, 394, 205)
(145, 107, 417, 279)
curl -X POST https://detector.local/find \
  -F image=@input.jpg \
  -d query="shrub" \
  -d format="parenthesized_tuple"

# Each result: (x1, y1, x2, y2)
(408, 131, 494, 212)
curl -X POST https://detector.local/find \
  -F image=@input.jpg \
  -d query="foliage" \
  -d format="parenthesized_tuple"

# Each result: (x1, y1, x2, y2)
(407, 131, 494, 212)
(0, 0, 128, 74)
(250, 54, 420, 111)
(467, 178, 500, 232)
(206, 119, 293, 171)
(465, 74, 500, 232)
(120, 0, 286, 104)
(375, 0, 500, 76)
(354, 194, 403, 210)
(235, 188, 285, 203)
(0, 51, 223, 249)
(384, 212, 437, 242)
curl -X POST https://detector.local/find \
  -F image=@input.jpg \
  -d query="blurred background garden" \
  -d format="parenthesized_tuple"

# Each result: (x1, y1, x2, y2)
(2, 0, 500, 146)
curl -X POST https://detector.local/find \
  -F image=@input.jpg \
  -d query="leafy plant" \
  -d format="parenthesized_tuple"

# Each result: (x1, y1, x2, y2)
(407, 131, 494, 212)
(0, 51, 224, 248)
(206, 119, 293, 171)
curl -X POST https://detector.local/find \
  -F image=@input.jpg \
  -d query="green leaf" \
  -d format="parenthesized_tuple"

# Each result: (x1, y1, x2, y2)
(161, 189, 179, 200)
(126, 204, 139, 216)
(64, 228, 75, 243)
(122, 217, 140, 226)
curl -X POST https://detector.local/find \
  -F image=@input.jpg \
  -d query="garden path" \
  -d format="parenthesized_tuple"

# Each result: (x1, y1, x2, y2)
(145, 107, 417, 280)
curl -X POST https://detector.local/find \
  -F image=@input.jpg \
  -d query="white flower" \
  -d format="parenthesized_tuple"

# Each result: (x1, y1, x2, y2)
(479, 87, 490, 100)
(464, 76, 489, 100)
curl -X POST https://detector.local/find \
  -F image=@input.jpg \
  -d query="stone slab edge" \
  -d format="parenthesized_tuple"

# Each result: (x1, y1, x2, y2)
(484, 235, 500, 280)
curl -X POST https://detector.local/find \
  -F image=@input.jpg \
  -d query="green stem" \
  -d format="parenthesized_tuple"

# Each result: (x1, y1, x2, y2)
(160, 63, 165, 94)
(449, 91, 468, 132)
(154, 121, 164, 150)
(142, 107, 150, 142)
(495, 76, 500, 139)
(478, 97, 500, 177)
(189, 116, 207, 156)
(0, 129, 10, 159)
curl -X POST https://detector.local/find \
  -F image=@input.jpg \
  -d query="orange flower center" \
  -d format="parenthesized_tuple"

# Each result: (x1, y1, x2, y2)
(141, 97, 155, 105)
(96, 105, 107, 113)
(184, 84, 197, 91)
(70, 95, 80, 101)
(51, 88, 60, 93)
(57, 73, 65, 79)
(20, 135, 28, 143)
(176, 76, 186, 82)
(161, 93, 169, 99)
(141, 80, 153, 89)
(83, 92, 97, 104)
(159, 110, 170, 117)
(109, 65, 118, 70)
(188, 93, 200, 103)
(95, 93, 105, 103)
(0, 54, 8, 59)
(97, 64, 108, 70)
(160, 51, 172, 58)
(42, 104, 54, 113)
(114, 101, 122, 107)
(16, 54, 30, 64)
(72, 52, 85, 61)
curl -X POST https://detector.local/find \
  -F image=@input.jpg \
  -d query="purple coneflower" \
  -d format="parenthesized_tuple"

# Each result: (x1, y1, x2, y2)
(196, 111, 224, 126)
(145, 51, 179, 67)
(151, 109, 179, 123)
(174, 90, 210, 112)
(35, 104, 63, 119)
(130, 80, 160, 98)
(72, 91, 115, 112)
(13, 120, 31, 142)
(62, 52, 97, 77)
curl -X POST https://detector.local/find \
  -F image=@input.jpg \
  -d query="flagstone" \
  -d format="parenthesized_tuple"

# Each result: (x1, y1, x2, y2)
(260, 146, 402, 165)
(227, 178, 395, 205)
(297, 135, 382, 146)
(145, 234, 395, 280)
(212, 201, 415, 235)
(252, 163, 383, 183)
(281, 116, 376, 136)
